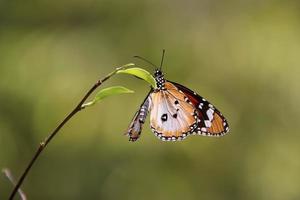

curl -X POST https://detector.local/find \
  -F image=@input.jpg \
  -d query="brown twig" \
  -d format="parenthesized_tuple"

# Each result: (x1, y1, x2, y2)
(8, 67, 124, 200)
(2, 168, 27, 200)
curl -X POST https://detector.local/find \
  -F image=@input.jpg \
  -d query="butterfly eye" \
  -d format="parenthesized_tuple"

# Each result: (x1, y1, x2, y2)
(154, 70, 162, 77)
(161, 113, 168, 122)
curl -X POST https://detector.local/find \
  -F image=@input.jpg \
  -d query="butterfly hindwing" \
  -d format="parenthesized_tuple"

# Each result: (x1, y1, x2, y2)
(149, 82, 198, 141)
(170, 81, 229, 136)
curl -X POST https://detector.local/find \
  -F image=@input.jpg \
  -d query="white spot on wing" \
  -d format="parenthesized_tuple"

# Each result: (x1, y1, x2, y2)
(206, 108, 214, 121)
(204, 120, 212, 127)
(198, 103, 203, 109)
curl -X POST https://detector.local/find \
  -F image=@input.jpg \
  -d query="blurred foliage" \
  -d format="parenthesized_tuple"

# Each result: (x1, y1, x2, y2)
(1, 0, 300, 199)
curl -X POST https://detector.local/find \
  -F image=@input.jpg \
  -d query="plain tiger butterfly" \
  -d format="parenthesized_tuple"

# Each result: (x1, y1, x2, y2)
(126, 50, 229, 141)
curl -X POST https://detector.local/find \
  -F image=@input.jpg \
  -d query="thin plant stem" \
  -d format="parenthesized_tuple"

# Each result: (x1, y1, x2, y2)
(2, 168, 27, 200)
(9, 67, 123, 200)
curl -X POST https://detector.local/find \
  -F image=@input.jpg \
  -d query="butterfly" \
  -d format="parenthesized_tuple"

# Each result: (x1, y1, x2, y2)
(126, 51, 229, 142)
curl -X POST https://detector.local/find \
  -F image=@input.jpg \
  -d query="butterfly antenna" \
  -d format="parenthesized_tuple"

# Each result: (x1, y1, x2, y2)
(133, 55, 157, 69)
(159, 49, 165, 70)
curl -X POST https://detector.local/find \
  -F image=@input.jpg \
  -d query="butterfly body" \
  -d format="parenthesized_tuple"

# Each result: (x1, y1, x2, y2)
(126, 68, 229, 142)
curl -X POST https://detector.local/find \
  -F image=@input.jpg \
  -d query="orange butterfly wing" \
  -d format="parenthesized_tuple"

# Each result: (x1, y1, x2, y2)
(149, 82, 198, 141)
(170, 81, 229, 137)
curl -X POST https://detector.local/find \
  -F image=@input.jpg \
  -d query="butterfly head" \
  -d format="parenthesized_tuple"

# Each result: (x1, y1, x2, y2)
(133, 50, 166, 90)
(154, 69, 166, 90)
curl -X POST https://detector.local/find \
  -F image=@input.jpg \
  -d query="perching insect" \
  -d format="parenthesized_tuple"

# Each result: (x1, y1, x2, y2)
(126, 50, 229, 142)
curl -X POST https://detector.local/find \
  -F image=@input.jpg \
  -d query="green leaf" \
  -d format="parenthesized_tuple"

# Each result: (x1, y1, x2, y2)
(82, 86, 134, 108)
(121, 63, 135, 68)
(105, 63, 136, 78)
(117, 67, 157, 89)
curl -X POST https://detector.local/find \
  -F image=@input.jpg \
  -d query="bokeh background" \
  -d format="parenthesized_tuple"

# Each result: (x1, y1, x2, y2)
(1, 0, 300, 199)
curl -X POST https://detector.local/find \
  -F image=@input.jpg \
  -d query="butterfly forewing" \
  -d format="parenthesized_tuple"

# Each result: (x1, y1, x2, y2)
(170, 81, 229, 136)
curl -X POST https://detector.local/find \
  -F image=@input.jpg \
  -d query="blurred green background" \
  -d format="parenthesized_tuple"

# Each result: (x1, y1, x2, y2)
(1, 0, 300, 199)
